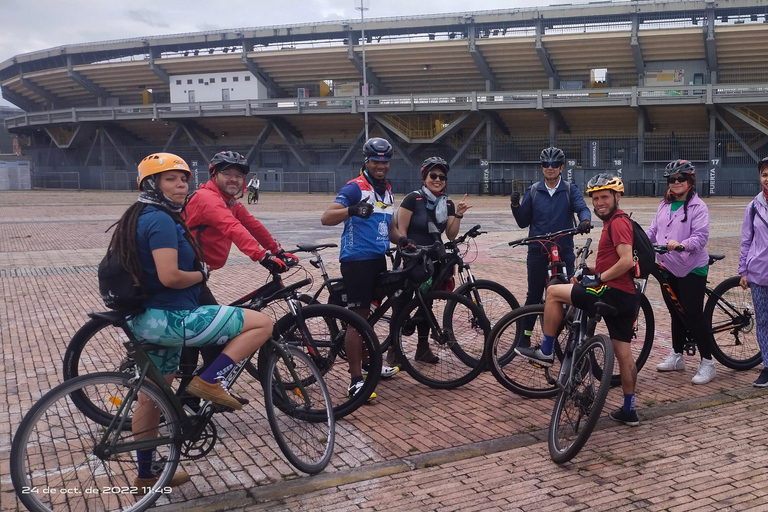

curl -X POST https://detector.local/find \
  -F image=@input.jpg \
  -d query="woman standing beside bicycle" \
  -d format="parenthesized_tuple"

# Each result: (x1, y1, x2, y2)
(646, 159, 715, 384)
(739, 156, 768, 387)
(117, 153, 273, 490)
(393, 156, 472, 364)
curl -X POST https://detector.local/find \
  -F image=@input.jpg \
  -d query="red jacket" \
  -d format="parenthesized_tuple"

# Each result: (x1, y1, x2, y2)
(183, 180, 280, 270)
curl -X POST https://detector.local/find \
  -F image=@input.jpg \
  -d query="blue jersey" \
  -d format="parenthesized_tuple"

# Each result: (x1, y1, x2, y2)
(334, 175, 394, 262)
(137, 206, 200, 310)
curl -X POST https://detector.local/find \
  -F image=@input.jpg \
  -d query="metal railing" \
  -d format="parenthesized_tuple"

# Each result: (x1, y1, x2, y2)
(34, 172, 80, 189)
(9, 83, 768, 129)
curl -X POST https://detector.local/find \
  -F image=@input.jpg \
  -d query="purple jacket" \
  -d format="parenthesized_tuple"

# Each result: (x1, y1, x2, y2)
(739, 192, 768, 286)
(646, 193, 710, 277)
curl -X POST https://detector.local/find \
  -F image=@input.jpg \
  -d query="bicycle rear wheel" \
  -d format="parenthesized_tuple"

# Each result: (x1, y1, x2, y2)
(263, 345, 335, 474)
(452, 279, 519, 332)
(705, 276, 761, 370)
(588, 294, 654, 386)
(393, 291, 489, 389)
(259, 304, 381, 419)
(485, 305, 565, 399)
(12, 372, 181, 512)
(548, 334, 614, 464)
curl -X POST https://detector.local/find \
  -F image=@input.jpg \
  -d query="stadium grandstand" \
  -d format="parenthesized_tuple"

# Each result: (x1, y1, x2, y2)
(2, 0, 768, 196)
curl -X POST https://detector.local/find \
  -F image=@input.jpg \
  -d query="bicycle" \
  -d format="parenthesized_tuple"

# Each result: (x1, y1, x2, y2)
(63, 259, 381, 421)
(485, 228, 582, 397)
(247, 186, 259, 204)
(12, 318, 335, 512)
(295, 242, 491, 389)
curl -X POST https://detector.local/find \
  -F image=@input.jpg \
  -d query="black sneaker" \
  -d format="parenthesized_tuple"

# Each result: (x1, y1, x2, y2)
(754, 368, 768, 388)
(514, 345, 554, 367)
(609, 408, 640, 426)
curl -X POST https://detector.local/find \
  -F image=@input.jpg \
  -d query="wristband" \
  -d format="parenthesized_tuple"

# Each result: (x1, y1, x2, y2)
(454, 214, 463, 219)
(595, 273, 603, 285)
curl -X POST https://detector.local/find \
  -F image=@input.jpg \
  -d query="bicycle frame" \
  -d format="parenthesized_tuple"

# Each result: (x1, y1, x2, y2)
(509, 227, 578, 298)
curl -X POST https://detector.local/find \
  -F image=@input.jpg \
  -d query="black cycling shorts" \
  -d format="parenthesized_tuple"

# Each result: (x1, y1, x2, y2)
(340, 256, 387, 309)
(570, 284, 639, 343)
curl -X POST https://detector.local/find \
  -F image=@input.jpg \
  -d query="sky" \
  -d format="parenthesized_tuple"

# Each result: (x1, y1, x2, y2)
(0, 0, 593, 107)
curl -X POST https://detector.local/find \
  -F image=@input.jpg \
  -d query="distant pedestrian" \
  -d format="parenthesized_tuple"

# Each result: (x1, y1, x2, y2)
(739, 156, 768, 387)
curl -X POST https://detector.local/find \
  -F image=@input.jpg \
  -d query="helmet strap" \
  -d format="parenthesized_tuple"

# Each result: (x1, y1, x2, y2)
(137, 175, 184, 213)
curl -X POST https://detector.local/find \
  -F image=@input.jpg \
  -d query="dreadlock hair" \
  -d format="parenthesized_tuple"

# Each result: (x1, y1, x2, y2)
(663, 174, 697, 223)
(106, 202, 205, 292)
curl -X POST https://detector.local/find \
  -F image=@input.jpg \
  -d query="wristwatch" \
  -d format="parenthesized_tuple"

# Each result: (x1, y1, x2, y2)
(455, 214, 463, 219)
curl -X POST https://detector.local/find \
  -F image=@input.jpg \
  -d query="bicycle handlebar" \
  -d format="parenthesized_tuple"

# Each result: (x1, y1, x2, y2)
(653, 244, 684, 254)
(508, 227, 579, 247)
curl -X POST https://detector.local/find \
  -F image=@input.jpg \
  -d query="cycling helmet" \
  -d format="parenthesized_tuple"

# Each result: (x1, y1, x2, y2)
(363, 137, 393, 162)
(137, 153, 191, 190)
(663, 159, 696, 178)
(586, 173, 624, 196)
(420, 156, 449, 179)
(758, 156, 768, 173)
(209, 150, 249, 176)
(540, 147, 566, 166)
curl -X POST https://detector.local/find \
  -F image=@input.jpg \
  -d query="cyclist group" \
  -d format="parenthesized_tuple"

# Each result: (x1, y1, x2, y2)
(83, 137, 768, 488)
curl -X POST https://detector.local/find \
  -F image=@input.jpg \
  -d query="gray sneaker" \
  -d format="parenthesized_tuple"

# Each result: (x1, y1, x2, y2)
(514, 345, 554, 367)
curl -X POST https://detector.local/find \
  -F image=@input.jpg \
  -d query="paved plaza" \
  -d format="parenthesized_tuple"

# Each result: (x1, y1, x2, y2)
(1, 190, 767, 511)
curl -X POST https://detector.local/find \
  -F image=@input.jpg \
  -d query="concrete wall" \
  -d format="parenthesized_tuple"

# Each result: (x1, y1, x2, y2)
(170, 71, 268, 103)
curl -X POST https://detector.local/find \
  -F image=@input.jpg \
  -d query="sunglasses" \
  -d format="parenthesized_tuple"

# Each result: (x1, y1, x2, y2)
(667, 176, 688, 184)
(428, 172, 447, 181)
(542, 161, 562, 169)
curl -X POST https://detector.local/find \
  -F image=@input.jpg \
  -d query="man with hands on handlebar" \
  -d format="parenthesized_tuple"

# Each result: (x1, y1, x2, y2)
(515, 174, 642, 427)
(321, 137, 406, 400)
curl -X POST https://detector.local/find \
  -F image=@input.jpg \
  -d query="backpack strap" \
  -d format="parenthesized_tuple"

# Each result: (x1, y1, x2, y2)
(752, 202, 768, 231)
(606, 213, 630, 244)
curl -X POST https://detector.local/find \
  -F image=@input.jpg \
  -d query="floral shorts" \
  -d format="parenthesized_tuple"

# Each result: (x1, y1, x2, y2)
(126, 306, 245, 374)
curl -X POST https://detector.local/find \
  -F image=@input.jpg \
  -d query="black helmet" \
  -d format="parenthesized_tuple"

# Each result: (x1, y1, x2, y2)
(209, 151, 249, 176)
(663, 159, 696, 178)
(363, 137, 393, 162)
(758, 156, 768, 173)
(420, 156, 449, 179)
(540, 147, 565, 166)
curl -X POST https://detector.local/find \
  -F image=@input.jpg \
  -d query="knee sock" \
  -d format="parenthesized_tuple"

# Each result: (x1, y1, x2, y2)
(541, 334, 556, 356)
(199, 354, 235, 383)
(623, 393, 635, 413)
(350, 375, 363, 386)
(136, 449, 155, 478)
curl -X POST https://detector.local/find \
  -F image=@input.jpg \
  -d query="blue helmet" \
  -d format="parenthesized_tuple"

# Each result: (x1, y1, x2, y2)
(363, 137, 393, 162)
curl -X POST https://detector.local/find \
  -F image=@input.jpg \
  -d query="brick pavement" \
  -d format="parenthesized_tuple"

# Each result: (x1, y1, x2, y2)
(1, 190, 764, 511)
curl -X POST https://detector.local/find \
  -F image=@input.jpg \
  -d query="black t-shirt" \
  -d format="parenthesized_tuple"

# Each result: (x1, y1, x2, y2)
(399, 191, 456, 246)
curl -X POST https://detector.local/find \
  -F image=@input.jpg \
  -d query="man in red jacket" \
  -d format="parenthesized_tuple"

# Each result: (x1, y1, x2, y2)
(180, 151, 297, 392)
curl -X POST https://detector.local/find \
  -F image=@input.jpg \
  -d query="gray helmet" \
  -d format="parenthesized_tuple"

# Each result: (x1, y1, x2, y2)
(664, 159, 696, 178)
(540, 147, 565, 166)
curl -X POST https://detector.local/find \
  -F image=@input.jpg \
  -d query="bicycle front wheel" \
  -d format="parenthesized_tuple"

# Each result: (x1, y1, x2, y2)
(260, 304, 381, 419)
(548, 334, 614, 464)
(706, 276, 761, 370)
(12, 372, 181, 512)
(393, 291, 489, 389)
(485, 304, 565, 398)
(264, 345, 335, 474)
(452, 279, 519, 332)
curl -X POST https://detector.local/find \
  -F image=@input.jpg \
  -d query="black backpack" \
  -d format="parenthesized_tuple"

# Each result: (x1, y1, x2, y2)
(607, 213, 656, 278)
(98, 251, 145, 310)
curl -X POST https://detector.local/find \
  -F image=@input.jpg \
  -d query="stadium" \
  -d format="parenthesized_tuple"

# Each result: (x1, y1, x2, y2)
(2, 0, 768, 196)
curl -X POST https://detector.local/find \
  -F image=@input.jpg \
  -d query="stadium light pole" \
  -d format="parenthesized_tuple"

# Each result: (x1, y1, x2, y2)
(356, 0, 370, 140)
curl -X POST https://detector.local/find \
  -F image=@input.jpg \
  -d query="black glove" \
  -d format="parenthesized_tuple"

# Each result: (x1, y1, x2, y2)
(577, 219, 592, 234)
(348, 199, 373, 219)
(510, 191, 521, 208)
(260, 252, 288, 273)
(398, 236, 415, 249)
(194, 260, 209, 283)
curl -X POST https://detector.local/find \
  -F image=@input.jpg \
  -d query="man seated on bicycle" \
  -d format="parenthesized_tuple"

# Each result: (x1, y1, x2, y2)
(515, 174, 641, 426)
(247, 174, 260, 203)
(321, 137, 406, 399)
(183, 151, 296, 384)
(510, 147, 592, 345)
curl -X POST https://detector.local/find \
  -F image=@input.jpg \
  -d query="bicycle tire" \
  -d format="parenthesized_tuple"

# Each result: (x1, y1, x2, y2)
(263, 345, 335, 474)
(452, 279, 519, 331)
(12, 372, 181, 512)
(62, 317, 139, 425)
(548, 334, 614, 464)
(393, 291, 489, 389)
(588, 294, 654, 386)
(485, 304, 567, 398)
(258, 303, 381, 419)
(705, 276, 761, 370)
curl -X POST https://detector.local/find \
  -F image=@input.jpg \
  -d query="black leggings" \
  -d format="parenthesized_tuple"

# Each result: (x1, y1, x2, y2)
(659, 272, 712, 359)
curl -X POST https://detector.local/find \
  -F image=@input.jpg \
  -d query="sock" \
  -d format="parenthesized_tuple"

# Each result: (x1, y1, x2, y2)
(541, 334, 556, 356)
(350, 376, 363, 386)
(623, 393, 635, 413)
(199, 354, 235, 383)
(524, 330, 533, 337)
(136, 449, 155, 479)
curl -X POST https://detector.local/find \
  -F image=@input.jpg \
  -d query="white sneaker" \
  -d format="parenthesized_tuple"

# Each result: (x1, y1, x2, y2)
(692, 359, 716, 384)
(656, 352, 685, 372)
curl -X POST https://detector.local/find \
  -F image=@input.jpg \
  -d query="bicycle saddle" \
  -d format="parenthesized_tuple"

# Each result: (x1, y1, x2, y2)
(593, 301, 618, 317)
(295, 242, 338, 252)
(89, 309, 144, 325)
(708, 253, 725, 265)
